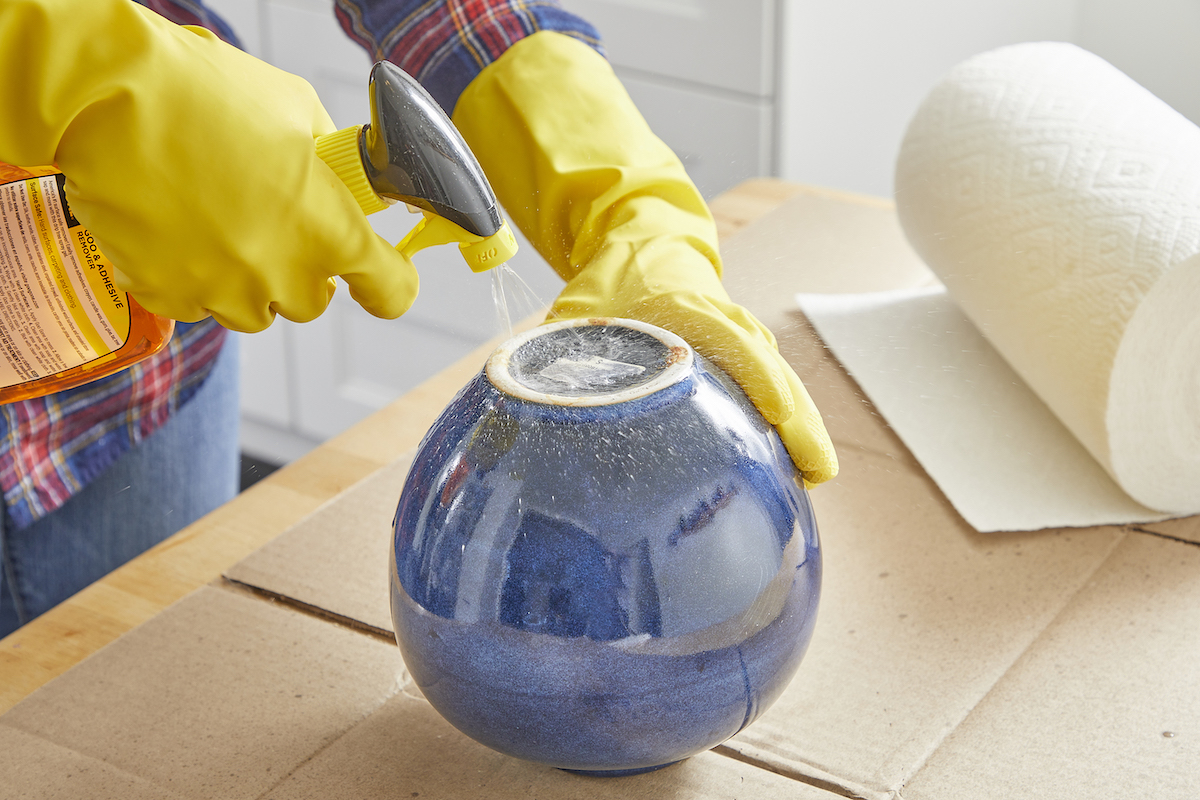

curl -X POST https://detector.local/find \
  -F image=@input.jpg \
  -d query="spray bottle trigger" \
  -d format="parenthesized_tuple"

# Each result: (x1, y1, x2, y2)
(397, 214, 517, 274)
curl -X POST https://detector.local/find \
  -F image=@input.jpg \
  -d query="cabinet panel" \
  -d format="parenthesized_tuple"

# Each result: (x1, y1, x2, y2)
(619, 71, 773, 198)
(560, 0, 777, 96)
(236, 326, 290, 428)
(290, 295, 478, 439)
(201, 0, 263, 56)
(240, 417, 321, 464)
(263, 1, 372, 82)
(288, 225, 560, 440)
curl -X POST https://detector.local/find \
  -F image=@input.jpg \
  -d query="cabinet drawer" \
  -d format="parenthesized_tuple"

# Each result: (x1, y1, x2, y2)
(620, 71, 773, 198)
(263, 0, 374, 127)
(289, 303, 476, 439)
(560, 0, 777, 96)
(237, 326, 290, 428)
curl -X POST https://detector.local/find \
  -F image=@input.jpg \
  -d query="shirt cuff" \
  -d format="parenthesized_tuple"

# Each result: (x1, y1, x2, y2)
(334, 0, 605, 114)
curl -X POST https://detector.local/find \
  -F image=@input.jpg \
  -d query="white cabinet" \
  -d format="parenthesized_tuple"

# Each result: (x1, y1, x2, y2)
(561, 0, 781, 199)
(563, 0, 777, 94)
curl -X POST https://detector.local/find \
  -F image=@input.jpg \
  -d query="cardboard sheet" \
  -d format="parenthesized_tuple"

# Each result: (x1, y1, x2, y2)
(9, 187, 1197, 800)
(0, 725, 189, 800)
(722, 446, 1127, 796)
(797, 287, 1170, 531)
(0, 587, 405, 799)
(261, 691, 843, 800)
(1136, 514, 1200, 546)
(218, 189, 1191, 798)
(717, 188, 938, 296)
(225, 456, 412, 633)
(904, 533, 1200, 797)
(0, 584, 842, 800)
(0, 585, 405, 796)
(221, 406, 1131, 798)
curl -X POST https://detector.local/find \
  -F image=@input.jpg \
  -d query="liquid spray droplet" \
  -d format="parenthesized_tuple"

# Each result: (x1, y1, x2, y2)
(491, 263, 513, 338)
(490, 262, 548, 339)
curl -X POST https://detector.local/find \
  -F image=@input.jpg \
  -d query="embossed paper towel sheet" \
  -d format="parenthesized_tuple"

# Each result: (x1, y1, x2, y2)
(802, 42, 1200, 530)
(797, 286, 1170, 531)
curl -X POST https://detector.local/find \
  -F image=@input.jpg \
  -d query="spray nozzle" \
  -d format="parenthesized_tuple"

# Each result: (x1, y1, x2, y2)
(397, 213, 517, 274)
(314, 61, 517, 272)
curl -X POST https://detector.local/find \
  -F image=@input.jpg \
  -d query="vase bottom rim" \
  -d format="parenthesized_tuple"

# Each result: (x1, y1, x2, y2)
(560, 759, 682, 778)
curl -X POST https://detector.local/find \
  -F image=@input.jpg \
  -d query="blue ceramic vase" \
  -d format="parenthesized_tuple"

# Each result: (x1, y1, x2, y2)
(390, 318, 821, 775)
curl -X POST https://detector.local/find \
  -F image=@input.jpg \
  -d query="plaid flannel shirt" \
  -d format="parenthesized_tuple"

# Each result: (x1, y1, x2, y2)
(334, 0, 603, 115)
(0, 0, 601, 530)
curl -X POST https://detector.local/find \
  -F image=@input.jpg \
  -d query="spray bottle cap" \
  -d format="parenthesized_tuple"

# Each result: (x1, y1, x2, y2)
(313, 125, 390, 216)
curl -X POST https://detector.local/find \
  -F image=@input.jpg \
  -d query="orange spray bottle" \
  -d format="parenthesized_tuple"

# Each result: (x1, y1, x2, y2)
(0, 162, 173, 402)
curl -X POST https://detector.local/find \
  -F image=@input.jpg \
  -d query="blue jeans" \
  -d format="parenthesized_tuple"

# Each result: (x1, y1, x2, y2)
(0, 335, 241, 637)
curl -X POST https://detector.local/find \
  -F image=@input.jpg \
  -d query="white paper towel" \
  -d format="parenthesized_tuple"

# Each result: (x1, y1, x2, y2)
(889, 42, 1200, 518)
(797, 287, 1169, 531)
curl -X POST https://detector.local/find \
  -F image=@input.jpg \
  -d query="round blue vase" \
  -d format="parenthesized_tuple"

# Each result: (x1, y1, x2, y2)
(391, 318, 821, 775)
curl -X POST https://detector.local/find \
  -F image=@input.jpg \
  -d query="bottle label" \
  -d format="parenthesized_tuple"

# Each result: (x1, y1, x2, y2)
(0, 172, 130, 389)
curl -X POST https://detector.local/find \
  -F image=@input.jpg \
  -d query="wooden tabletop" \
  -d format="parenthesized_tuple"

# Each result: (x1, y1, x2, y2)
(0, 178, 859, 715)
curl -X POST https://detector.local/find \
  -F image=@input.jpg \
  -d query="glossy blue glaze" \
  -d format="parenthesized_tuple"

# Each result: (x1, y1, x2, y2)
(390, 320, 821, 775)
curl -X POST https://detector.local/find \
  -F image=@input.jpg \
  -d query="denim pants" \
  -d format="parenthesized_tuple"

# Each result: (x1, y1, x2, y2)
(0, 335, 241, 637)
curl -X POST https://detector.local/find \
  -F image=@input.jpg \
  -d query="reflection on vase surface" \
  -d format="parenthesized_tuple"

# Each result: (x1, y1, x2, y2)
(391, 320, 821, 775)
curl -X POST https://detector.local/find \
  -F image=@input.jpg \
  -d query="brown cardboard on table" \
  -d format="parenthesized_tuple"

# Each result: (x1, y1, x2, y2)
(2, 182, 1198, 799)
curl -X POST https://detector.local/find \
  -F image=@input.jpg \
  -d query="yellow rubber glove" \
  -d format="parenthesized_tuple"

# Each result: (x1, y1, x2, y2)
(0, 0, 417, 332)
(453, 33, 837, 486)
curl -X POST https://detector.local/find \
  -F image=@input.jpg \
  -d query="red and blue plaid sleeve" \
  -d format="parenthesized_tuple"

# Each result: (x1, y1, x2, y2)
(334, 0, 605, 114)
(0, 321, 227, 528)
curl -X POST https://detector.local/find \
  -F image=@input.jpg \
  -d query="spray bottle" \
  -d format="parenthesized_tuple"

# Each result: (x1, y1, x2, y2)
(0, 162, 174, 402)
(314, 61, 518, 274)
(0, 61, 514, 403)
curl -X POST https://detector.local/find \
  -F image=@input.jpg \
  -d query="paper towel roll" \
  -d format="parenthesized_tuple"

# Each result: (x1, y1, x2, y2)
(894, 42, 1200, 515)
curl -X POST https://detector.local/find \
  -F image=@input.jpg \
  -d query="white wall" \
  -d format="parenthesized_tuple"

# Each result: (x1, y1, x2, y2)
(777, 0, 1079, 197)
(1075, 0, 1200, 126)
(778, 0, 1200, 198)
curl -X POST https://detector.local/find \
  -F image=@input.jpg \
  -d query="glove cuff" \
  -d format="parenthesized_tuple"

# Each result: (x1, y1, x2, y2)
(453, 32, 722, 281)
(315, 125, 390, 215)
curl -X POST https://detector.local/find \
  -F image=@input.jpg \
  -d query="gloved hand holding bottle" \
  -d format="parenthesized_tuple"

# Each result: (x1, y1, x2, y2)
(452, 32, 838, 486)
(0, 0, 417, 333)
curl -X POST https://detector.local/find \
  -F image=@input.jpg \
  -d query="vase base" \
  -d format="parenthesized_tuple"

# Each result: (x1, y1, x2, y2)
(562, 760, 681, 778)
